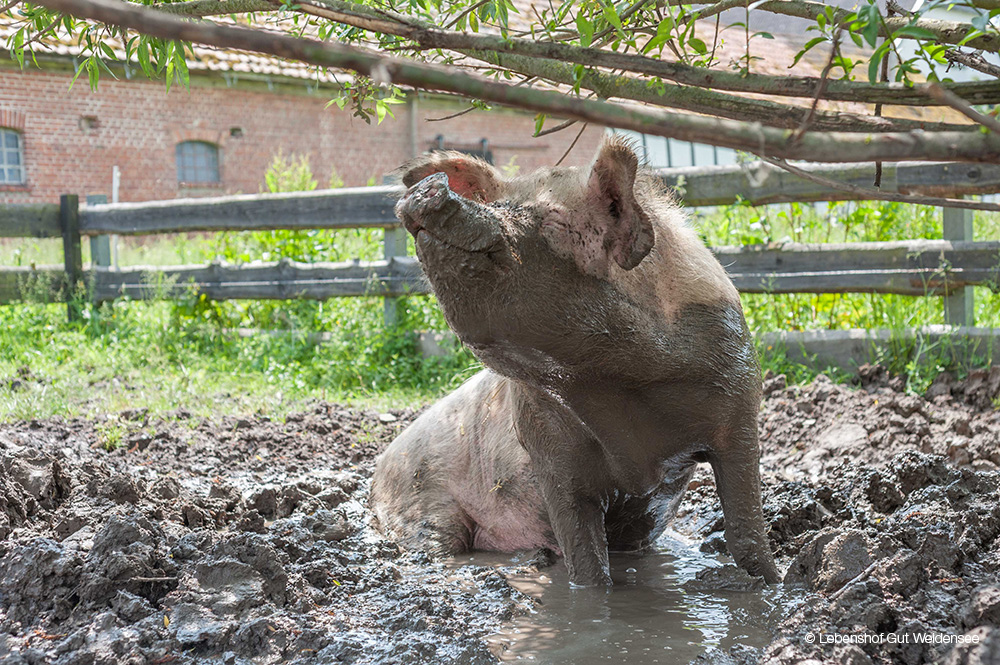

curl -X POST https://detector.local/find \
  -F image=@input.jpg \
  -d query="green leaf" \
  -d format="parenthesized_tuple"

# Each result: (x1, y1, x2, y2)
(137, 40, 152, 78)
(790, 36, 825, 68)
(576, 13, 593, 47)
(893, 24, 938, 40)
(87, 57, 99, 91)
(861, 7, 880, 48)
(601, 3, 622, 30)
(533, 113, 546, 136)
(688, 37, 707, 54)
(867, 43, 889, 83)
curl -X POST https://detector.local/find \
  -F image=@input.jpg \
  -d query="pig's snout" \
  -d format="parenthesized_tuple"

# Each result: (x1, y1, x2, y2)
(396, 172, 455, 237)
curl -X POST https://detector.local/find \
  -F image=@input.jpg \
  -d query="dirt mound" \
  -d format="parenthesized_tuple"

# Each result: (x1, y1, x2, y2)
(0, 404, 528, 665)
(675, 367, 1000, 665)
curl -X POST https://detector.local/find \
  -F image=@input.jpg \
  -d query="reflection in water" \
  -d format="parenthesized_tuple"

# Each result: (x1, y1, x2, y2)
(452, 531, 793, 664)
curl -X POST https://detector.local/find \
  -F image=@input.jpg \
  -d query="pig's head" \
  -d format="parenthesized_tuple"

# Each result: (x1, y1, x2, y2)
(395, 137, 663, 385)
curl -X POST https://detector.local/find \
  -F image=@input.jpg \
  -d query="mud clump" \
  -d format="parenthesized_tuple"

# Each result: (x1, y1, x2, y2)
(0, 403, 530, 665)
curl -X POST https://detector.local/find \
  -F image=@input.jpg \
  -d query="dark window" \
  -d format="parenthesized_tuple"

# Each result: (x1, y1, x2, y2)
(176, 141, 220, 183)
(0, 128, 25, 185)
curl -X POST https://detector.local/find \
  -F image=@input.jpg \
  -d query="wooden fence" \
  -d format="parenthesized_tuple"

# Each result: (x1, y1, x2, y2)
(2, 161, 999, 340)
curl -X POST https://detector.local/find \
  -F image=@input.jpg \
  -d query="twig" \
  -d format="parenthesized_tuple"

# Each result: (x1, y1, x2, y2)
(0, 0, 22, 13)
(944, 49, 1000, 78)
(828, 561, 878, 602)
(792, 26, 842, 142)
(554, 122, 587, 166)
(761, 156, 1000, 213)
(443, 0, 489, 30)
(426, 106, 476, 122)
(535, 118, 577, 137)
(926, 83, 1000, 135)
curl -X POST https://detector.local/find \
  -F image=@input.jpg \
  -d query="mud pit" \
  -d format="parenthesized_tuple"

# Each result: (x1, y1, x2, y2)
(0, 365, 998, 665)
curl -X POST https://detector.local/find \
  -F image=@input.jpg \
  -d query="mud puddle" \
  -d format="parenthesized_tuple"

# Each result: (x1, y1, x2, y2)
(1, 364, 999, 664)
(457, 532, 798, 664)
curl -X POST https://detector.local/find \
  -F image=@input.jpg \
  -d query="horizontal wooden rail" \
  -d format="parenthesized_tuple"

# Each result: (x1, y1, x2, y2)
(0, 160, 981, 240)
(658, 161, 1000, 207)
(720, 240, 1000, 295)
(3, 241, 997, 304)
(0, 203, 62, 238)
(78, 185, 402, 236)
(89, 256, 429, 302)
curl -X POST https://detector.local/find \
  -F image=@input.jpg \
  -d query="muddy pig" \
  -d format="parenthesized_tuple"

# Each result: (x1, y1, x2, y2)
(371, 137, 779, 585)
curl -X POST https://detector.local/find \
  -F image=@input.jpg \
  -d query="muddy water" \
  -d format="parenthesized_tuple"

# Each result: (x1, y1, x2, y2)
(453, 532, 798, 664)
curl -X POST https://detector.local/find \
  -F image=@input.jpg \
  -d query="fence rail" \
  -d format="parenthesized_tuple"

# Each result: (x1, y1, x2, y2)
(5, 240, 997, 303)
(1, 161, 998, 353)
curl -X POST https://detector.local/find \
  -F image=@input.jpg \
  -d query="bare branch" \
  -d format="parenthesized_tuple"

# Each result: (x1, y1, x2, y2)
(535, 119, 577, 137)
(944, 49, 1000, 79)
(30, 0, 1000, 164)
(426, 106, 477, 122)
(761, 157, 1000, 213)
(926, 83, 1000, 136)
(554, 122, 587, 166)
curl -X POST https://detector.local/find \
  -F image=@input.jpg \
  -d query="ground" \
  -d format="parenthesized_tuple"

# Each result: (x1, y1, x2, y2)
(0, 365, 998, 665)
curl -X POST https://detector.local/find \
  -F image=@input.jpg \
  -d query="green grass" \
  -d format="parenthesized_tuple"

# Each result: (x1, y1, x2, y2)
(1, 155, 997, 421)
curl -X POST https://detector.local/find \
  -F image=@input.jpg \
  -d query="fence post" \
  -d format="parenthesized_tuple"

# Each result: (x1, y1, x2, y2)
(59, 194, 82, 322)
(88, 195, 111, 311)
(383, 225, 407, 327)
(943, 203, 974, 327)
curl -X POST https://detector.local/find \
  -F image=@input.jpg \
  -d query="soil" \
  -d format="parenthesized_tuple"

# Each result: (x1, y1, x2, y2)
(1, 365, 999, 665)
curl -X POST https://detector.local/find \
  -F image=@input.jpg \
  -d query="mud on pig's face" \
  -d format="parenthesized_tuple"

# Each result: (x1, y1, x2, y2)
(394, 138, 656, 376)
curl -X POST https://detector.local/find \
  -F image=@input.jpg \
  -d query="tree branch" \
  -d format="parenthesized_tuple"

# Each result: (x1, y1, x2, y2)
(762, 156, 1000, 213)
(945, 49, 1000, 79)
(926, 83, 1000, 136)
(678, 0, 1000, 53)
(149, 0, 1000, 106)
(473, 49, 970, 134)
(31, 0, 1000, 164)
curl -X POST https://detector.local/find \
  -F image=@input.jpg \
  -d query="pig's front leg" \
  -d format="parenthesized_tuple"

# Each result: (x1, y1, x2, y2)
(709, 417, 781, 584)
(513, 388, 613, 586)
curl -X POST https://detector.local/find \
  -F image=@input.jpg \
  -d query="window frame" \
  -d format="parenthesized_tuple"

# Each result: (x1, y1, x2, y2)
(0, 128, 26, 186)
(175, 140, 221, 185)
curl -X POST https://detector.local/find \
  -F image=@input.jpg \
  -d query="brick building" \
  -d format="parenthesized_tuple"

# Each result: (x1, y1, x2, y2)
(0, 17, 604, 205)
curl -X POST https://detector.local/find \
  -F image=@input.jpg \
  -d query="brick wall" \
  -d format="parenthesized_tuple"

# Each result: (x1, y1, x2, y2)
(0, 64, 606, 205)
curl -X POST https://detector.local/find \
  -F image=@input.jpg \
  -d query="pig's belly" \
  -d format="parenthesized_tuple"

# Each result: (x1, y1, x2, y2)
(455, 482, 555, 552)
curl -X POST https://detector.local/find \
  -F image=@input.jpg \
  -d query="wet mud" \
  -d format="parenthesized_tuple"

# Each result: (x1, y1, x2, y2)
(0, 366, 998, 664)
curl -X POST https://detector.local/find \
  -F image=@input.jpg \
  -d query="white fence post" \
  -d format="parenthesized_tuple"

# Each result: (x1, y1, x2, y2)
(943, 203, 975, 326)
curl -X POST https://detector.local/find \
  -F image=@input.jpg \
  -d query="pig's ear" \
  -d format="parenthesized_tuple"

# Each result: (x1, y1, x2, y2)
(587, 137, 655, 270)
(398, 152, 503, 203)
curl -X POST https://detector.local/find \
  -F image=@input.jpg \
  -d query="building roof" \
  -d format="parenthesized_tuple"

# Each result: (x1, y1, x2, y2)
(0, 10, 340, 84)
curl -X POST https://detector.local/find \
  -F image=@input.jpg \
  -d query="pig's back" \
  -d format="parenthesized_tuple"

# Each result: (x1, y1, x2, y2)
(370, 370, 552, 554)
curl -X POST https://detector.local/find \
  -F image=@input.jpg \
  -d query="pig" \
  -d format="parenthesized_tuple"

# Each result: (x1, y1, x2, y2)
(370, 136, 779, 586)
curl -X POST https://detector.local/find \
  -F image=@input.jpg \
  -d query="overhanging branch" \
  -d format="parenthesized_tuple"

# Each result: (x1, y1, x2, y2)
(149, 0, 1000, 106)
(29, 0, 1000, 164)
